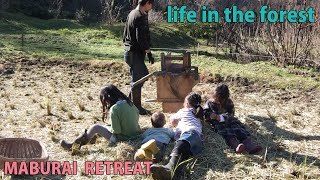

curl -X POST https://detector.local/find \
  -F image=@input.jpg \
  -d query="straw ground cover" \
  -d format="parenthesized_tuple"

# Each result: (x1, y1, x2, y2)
(0, 53, 319, 179)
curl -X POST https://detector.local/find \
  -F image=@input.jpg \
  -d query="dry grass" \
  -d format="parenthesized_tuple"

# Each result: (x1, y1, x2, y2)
(0, 56, 319, 180)
(77, 101, 86, 112)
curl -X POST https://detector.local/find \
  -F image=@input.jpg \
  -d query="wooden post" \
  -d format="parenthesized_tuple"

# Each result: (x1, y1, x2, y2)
(215, 32, 218, 53)
(160, 53, 165, 71)
(183, 52, 191, 68)
(21, 33, 25, 51)
(165, 53, 171, 71)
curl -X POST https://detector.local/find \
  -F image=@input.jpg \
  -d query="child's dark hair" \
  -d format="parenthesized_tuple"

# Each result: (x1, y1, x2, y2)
(151, 112, 166, 128)
(139, 0, 154, 6)
(186, 92, 204, 120)
(213, 84, 230, 105)
(100, 84, 132, 121)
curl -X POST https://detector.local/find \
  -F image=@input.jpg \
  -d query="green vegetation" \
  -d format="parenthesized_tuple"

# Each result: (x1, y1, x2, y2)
(194, 56, 320, 90)
(0, 11, 195, 61)
(1, 11, 319, 90)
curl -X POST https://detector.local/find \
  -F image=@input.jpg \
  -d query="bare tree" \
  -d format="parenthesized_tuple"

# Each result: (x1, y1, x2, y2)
(49, 0, 63, 18)
(148, 10, 164, 24)
(259, 1, 319, 67)
(212, 0, 319, 67)
(100, 0, 126, 24)
(0, 0, 9, 10)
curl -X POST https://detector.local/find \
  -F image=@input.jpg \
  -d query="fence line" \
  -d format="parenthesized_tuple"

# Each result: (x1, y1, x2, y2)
(214, 52, 320, 63)
(152, 48, 320, 63)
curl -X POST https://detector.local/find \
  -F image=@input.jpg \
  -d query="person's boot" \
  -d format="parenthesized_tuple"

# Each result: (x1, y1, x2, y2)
(74, 129, 90, 146)
(132, 87, 151, 115)
(89, 134, 98, 144)
(60, 140, 73, 151)
(60, 129, 90, 151)
(226, 137, 245, 153)
(150, 155, 179, 180)
(134, 140, 159, 161)
(151, 140, 192, 179)
(243, 138, 262, 154)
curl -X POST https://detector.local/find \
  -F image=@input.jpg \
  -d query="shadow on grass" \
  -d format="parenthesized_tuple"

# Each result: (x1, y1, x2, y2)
(0, 11, 83, 34)
(103, 23, 197, 49)
(249, 115, 320, 141)
(247, 115, 320, 168)
(160, 125, 235, 180)
(0, 32, 124, 61)
(1, 11, 199, 61)
(189, 114, 320, 179)
(151, 25, 196, 49)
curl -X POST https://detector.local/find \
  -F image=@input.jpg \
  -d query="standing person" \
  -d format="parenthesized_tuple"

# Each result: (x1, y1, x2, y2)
(204, 84, 262, 154)
(60, 84, 141, 150)
(150, 92, 204, 180)
(123, 0, 155, 115)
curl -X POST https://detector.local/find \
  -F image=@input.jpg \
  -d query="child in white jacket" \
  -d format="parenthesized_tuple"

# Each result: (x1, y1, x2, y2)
(151, 92, 204, 180)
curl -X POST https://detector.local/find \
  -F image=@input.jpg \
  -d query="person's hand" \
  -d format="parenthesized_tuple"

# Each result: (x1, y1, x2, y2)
(210, 113, 220, 121)
(174, 131, 182, 140)
(171, 119, 179, 127)
(147, 52, 154, 64)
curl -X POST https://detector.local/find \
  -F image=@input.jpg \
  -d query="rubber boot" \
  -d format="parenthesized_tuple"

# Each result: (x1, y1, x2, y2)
(151, 141, 191, 180)
(132, 87, 151, 115)
(150, 155, 179, 180)
(243, 138, 262, 154)
(226, 137, 245, 153)
(60, 140, 73, 151)
(134, 139, 159, 161)
(89, 134, 98, 144)
(60, 129, 90, 151)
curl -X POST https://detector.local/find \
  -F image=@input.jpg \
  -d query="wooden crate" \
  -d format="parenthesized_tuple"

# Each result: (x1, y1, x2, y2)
(156, 73, 197, 101)
(157, 51, 199, 112)
(162, 101, 184, 113)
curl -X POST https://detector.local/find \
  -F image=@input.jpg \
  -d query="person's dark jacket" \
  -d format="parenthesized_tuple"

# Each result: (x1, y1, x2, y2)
(204, 98, 238, 128)
(123, 9, 151, 54)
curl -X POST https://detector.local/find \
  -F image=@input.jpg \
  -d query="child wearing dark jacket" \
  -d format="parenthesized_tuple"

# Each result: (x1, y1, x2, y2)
(204, 84, 262, 154)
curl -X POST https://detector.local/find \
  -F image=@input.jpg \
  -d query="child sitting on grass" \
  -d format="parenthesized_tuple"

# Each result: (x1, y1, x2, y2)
(134, 112, 175, 163)
(150, 92, 204, 180)
(204, 84, 262, 154)
(60, 84, 140, 151)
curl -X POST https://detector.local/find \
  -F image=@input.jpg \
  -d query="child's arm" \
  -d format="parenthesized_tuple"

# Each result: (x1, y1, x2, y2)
(168, 128, 175, 140)
(204, 100, 218, 125)
(204, 100, 229, 124)
(170, 110, 182, 127)
(141, 129, 149, 140)
(110, 106, 122, 134)
(225, 99, 235, 117)
(216, 99, 237, 124)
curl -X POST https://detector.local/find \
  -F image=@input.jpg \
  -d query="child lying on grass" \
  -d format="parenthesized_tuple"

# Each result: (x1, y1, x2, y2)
(204, 84, 262, 154)
(134, 112, 175, 163)
(150, 92, 204, 180)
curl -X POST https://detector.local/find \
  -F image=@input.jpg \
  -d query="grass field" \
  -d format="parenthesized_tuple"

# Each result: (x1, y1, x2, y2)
(0, 11, 320, 180)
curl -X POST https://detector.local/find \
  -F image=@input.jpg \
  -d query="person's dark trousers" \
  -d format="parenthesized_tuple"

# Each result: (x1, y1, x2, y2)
(153, 142, 167, 163)
(125, 50, 151, 115)
(150, 140, 193, 180)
